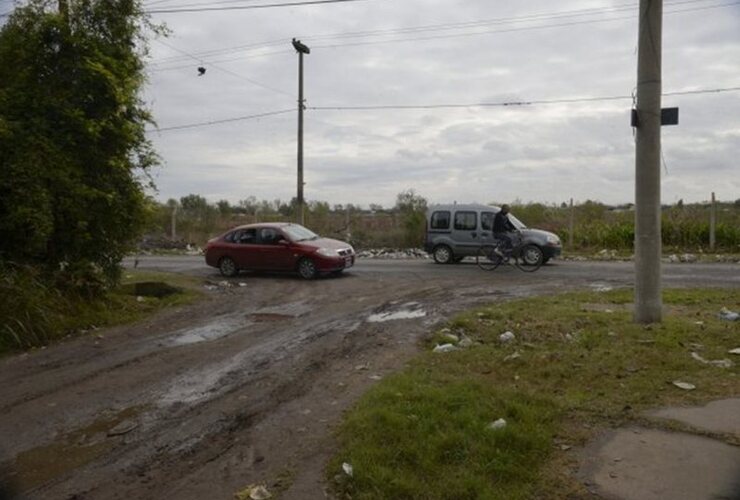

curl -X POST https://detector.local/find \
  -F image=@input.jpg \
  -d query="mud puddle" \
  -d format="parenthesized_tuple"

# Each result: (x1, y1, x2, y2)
(367, 301, 427, 323)
(165, 315, 245, 346)
(6, 406, 145, 491)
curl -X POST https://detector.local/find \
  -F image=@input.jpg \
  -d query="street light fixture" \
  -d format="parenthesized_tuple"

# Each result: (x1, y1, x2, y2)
(293, 38, 310, 225)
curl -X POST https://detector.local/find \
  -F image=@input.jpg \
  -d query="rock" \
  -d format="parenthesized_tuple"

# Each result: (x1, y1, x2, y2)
(668, 254, 679, 263)
(107, 420, 138, 437)
(499, 331, 515, 343)
(235, 484, 271, 500)
(504, 351, 521, 361)
(442, 333, 460, 343)
(458, 335, 474, 348)
(691, 352, 733, 369)
(680, 253, 697, 263)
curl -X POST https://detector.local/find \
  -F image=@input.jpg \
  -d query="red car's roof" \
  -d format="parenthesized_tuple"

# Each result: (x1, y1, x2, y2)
(225, 222, 296, 232)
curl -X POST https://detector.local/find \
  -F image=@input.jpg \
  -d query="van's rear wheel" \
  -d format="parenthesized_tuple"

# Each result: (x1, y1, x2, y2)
(433, 245, 453, 264)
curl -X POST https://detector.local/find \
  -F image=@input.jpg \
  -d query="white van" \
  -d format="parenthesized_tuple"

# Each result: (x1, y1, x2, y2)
(424, 204, 562, 265)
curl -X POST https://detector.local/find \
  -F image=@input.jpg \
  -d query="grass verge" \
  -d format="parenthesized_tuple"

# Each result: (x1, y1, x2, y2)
(0, 269, 202, 354)
(329, 288, 740, 499)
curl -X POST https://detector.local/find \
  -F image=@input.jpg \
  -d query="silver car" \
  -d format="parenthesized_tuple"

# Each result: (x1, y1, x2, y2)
(423, 204, 562, 265)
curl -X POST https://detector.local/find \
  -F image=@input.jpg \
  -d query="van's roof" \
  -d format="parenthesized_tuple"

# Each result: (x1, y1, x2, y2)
(427, 203, 500, 212)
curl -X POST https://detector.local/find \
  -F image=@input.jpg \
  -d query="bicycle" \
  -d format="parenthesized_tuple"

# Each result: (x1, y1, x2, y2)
(476, 232, 544, 273)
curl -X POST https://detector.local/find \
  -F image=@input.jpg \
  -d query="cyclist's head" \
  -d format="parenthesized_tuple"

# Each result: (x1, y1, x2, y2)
(501, 204, 510, 214)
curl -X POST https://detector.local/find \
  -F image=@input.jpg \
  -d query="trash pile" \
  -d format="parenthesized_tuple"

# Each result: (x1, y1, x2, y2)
(356, 248, 429, 259)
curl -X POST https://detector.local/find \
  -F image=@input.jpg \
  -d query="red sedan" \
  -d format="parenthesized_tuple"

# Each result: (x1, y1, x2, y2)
(205, 223, 355, 279)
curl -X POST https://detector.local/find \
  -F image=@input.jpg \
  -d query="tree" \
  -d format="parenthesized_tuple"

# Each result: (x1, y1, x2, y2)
(395, 189, 428, 248)
(0, 0, 161, 285)
(217, 199, 232, 217)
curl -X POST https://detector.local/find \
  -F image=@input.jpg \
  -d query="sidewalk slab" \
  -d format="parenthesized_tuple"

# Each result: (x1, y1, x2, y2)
(580, 427, 740, 500)
(648, 398, 740, 437)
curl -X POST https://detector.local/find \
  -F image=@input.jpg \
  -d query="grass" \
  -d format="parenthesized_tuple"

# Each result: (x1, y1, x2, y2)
(329, 288, 740, 499)
(0, 269, 203, 353)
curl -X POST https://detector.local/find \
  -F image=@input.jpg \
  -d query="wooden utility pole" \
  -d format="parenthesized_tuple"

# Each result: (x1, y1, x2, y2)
(634, 0, 663, 323)
(709, 192, 716, 251)
(171, 204, 177, 240)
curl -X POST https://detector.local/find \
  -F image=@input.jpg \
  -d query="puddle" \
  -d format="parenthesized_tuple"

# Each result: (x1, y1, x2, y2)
(159, 358, 243, 405)
(166, 316, 245, 346)
(368, 302, 427, 323)
(252, 301, 312, 318)
(7, 406, 145, 491)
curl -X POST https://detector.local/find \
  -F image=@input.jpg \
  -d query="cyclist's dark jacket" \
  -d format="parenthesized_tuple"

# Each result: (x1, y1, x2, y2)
(493, 212, 516, 233)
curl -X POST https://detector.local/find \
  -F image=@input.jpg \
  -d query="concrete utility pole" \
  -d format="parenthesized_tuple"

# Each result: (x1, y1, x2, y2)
(634, 0, 663, 323)
(292, 38, 310, 226)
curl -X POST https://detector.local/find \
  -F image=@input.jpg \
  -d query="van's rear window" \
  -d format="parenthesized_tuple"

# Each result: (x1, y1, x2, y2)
(430, 211, 450, 230)
(454, 211, 477, 230)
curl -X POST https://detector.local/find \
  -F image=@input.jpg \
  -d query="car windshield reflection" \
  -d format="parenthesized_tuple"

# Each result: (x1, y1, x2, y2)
(283, 224, 319, 242)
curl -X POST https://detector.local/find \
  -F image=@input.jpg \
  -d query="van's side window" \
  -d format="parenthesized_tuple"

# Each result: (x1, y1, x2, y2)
(481, 212, 495, 231)
(430, 211, 451, 230)
(454, 211, 477, 230)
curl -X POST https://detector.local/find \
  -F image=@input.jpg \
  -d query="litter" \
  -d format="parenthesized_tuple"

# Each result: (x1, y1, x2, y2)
(672, 381, 696, 391)
(433, 343, 459, 353)
(729, 348, 740, 355)
(499, 331, 515, 343)
(719, 307, 739, 321)
(235, 484, 271, 500)
(238, 282, 248, 287)
(504, 351, 521, 361)
(488, 418, 507, 430)
(136, 296, 145, 303)
(342, 462, 353, 477)
(690, 352, 733, 369)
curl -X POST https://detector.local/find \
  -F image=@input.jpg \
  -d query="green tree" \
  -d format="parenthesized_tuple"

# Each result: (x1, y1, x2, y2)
(395, 189, 428, 247)
(0, 0, 161, 285)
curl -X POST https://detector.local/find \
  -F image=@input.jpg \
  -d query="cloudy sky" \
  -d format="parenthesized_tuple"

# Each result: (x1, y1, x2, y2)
(142, 0, 740, 208)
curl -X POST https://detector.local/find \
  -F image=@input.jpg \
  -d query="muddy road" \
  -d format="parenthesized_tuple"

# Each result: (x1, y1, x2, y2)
(1, 258, 737, 499)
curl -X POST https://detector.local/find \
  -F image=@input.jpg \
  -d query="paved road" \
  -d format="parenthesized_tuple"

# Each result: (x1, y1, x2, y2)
(125, 255, 740, 288)
(0, 257, 737, 500)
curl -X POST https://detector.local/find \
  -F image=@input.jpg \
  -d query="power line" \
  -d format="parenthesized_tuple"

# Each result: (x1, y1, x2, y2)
(153, 38, 295, 98)
(309, 86, 740, 111)
(148, 86, 740, 133)
(148, 108, 295, 132)
(146, 0, 737, 71)
(147, 0, 373, 15)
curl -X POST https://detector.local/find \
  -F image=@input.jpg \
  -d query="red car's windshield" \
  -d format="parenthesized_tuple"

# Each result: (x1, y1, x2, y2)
(283, 224, 319, 242)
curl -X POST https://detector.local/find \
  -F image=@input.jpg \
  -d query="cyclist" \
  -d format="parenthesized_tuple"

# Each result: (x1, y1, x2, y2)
(492, 204, 517, 256)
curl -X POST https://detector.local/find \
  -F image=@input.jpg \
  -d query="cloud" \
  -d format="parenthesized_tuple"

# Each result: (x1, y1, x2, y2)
(143, 0, 740, 206)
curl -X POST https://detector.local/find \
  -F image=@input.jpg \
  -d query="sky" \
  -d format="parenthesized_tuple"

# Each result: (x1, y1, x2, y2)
(139, 0, 738, 207)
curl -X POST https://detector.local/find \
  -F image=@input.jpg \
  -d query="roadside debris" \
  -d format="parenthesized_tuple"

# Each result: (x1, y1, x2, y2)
(107, 419, 139, 437)
(729, 348, 740, 355)
(342, 462, 354, 477)
(499, 331, 515, 343)
(235, 484, 271, 500)
(488, 418, 507, 430)
(442, 333, 460, 342)
(238, 282, 248, 287)
(136, 296, 145, 303)
(672, 381, 696, 391)
(691, 352, 734, 369)
(433, 343, 459, 353)
(719, 307, 739, 321)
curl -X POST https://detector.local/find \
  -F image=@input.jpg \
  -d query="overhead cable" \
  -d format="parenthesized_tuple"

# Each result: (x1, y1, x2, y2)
(147, 0, 372, 14)
(148, 108, 295, 132)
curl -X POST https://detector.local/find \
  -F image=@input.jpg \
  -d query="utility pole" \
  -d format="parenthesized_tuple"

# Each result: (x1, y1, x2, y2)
(292, 38, 310, 226)
(568, 198, 575, 249)
(171, 204, 177, 240)
(709, 192, 716, 251)
(633, 0, 663, 323)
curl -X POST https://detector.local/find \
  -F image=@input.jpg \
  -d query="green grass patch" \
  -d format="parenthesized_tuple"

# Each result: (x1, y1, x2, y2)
(330, 288, 740, 499)
(0, 268, 202, 353)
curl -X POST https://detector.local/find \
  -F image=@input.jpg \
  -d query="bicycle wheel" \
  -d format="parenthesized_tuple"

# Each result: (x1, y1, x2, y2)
(477, 245, 503, 271)
(514, 244, 543, 272)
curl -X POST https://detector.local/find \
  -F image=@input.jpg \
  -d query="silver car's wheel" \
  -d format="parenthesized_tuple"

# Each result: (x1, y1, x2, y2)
(298, 258, 317, 280)
(433, 245, 453, 264)
(520, 245, 544, 267)
(219, 257, 237, 277)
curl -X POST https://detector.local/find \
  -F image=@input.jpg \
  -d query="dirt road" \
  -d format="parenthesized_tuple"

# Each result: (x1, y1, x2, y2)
(1, 258, 737, 499)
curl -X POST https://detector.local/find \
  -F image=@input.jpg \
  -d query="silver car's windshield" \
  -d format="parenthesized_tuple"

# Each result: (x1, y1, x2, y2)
(508, 214, 526, 229)
(282, 224, 319, 242)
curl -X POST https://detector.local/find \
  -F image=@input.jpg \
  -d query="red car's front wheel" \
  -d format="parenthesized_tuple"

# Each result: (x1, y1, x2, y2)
(219, 257, 238, 277)
(297, 258, 317, 280)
